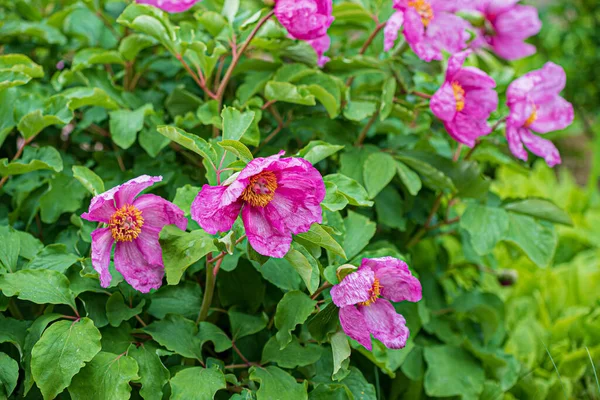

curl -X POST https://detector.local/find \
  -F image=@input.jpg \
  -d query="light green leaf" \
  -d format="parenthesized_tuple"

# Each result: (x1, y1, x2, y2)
(31, 318, 102, 400)
(25, 244, 80, 273)
(285, 245, 320, 294)
(118, 33, 157, 61)
(323, 174, 373, 207)
(296, 224, 346, 259)
(0, 229, 19, 272)
(22, 314, 62, 396)
(39, 172, 88, 223)
(363, 152, 397, 198)
(249, 366, 308, 400)
(218, 140, 254, 163)
(142, 314, 203, 360)
(0, 20, 66, 45)
(265, 81, 316, 106)
(460, 204, 509, 255)
(170, 366, 227, 400)
(127, 343, 170, 400)
(0, 269, 76, 308)
(72, 165, 105, 195)
(275, 291, 317, 349)
(379, 77, 396, 121)
(343, 100, 376, 121)
(322, 182, 349, 212)
(72, 48, 125, 72)
(297, 141, 344, 165)
(0, 352, 18, 399)
(116, 4, 177, 51)
(502, 198, 573, 226)
(156, 125, 218, 165)
(17, 96, 73, 139)
(222, 107, 255, 141)
(173, 185, 200, 217)
(503, 213, 557, 268)
(396, 161, 422, 196)
(0, 54, 44, 78)
(331, 330, 351, 381)
(343, 211, 376, 260)
(109, 104, 154, 149)
(0, 146, 63, 177)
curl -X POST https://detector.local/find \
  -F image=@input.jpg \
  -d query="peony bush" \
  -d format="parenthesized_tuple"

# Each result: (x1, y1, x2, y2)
(0, 0, 590, 399)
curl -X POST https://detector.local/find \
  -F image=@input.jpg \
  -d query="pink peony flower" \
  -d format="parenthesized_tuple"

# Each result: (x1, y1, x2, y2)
(136, 0, 201, 13)
(82, 175, 187, 293)
(430, 50, 498, 147)
(306, 35, 331, 67)
(384, 0, 470, 61)
(467, 0, 542, 60)
(505, 62, 573, 167)
(330, 257, 422, 350)
(274, 0, 334, 41)
(191, 151, 325, 258)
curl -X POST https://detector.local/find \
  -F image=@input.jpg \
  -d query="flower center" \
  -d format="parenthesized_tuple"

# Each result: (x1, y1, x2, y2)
(408, 0, 434, 27)
(524, 104, 538, 127)
(452, 81, 466, 112)
(241, 171, 278, 208)
(359, 278, 382, 307)
(109, 204, 144, 242)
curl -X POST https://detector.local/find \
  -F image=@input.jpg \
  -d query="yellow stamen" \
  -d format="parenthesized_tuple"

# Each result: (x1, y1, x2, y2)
(240, 171, 278, 208)
(109, 204, 144, 242)
(359, 278, 383, 307)
(524, 104, 538, 127)
(452, 81, 466, 112)
(408, 0, 434, 27)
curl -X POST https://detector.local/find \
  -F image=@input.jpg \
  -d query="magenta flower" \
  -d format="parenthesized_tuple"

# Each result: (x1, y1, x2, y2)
(505, 62, 573, 167)
(331, 257, 422, 350)
(468, 0, 542, 60)
(82, 175, 187, 293)
(430, 50, 498, 147)
(191, 152, 325, 258)
(384, 0, 470, 61)
(274, 0, 334, 41)
(136, 0, 201, 13)
(306, 34, 331, 67)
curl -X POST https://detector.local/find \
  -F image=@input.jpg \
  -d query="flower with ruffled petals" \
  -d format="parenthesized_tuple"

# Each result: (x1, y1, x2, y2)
(430, 50, 498, 147)
(275, 0, 334, 40)
(331, 257, 422, 350)
(82, 175, 187, 293)
(384, 0, 470, 61)
(136, 0, 201, 13)
(466, 0, 541, 60)
(191, 152, 325, 258)
(505, 62, 573, 167)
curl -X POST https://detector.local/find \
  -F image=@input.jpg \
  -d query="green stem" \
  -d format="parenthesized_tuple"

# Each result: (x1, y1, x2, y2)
(197, 257, 223, 323)
(8, 299, 24, 320)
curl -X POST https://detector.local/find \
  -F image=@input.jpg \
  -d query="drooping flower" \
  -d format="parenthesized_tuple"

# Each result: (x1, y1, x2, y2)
(430, 50, 498, 147)
(465, 0, 542, 60)
(505, 62, 573, 167)
(191, 152, 325, 258)
(384, 0, 470, 61)
(330, 257, 422, 350)
(136, 0, 201, 13)
(306, 34, 331, 67)
(82, 175, 187, 293)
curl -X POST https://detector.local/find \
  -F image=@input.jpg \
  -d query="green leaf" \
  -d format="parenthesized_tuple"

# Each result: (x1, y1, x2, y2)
(222, 107, 255, 141)
(503, 213, 557, 267)
(285, 245, 320, 294)
(142, 314, 203, 360)
(17, 96, 73, 139)
(118, 33, 157, 61)
(265, 81, 316, 106)
(379, 77, 396, 121)
(396, 161, 422, 196)
(0, 71, 32, 90)
(343, 100, 376, 122)
(0, 229, 19, 272)
(39, 172, 88, 223)
(343, 211, 377, 260)
(156, 125, 218, 166)
(375, 187, 406, 230)
(197, 100, 222, 128)
(198, 322, 232, 352)
(0, 269, 76, 308)
(322, 182, 350, 212)
(502, 198, 573, 226)
(275, 291, 317, 349)
(109, 104, 154, 149)
(146, 281, 202, 320)
(308, 303, 340, 342)
(395, 154, 455, 192)
(228, 308, 268, 340)
(297, 141, 345, 165)
(296, 224, 346, 259)
(363, 152, 397, 199)
(127, 343, 170, 400)
(0, 54, 44, 78)
(159, 226, 217, 285)
(22, 314, 62, 396)
(0, 352, 18, 399)
(0, 315, 28, 356)
(116, 4, 177, 51)
(305, 83, 340, 118)
(173, 184, 200, 217)
(72, 165, 105, 195)
(330, 330, 351, 380)
(423, 345, 485, 399)
(68, 352, 139, 400)
(61, 87, 120, 110)
(262, 336, 322, 368)
(249, 366, 309, 400)
(0, 20, 66, 44)
(218, 140, 254, 163)
(106, 292, 146, 327)
(72, 48, 125, 72)
(170, 366, 227, 400)
(0, 146, 63, 177)
(31, 318, 102, 399)
(25, 243, 80, 273)
(323, 174, 373, 207)
(460, 204, 509, 255)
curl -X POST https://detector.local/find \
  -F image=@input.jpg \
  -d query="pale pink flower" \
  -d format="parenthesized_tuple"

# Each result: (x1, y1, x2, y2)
(136, 0, 201, 13)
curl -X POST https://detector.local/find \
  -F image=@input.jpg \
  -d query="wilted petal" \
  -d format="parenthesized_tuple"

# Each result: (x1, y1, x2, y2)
(191, 185, 242, 235)
(384, 11, 404, 52)
(114, 230, 164, 293)
(506, 124, 528, 162)
(431, 83, 457, 122)
(134, 194, 187, 232)
(242, 205, 292, 258)
(520, 129, 562, 167)
(136, 0, 201, 13)
(529, 96, 574, 134)
(339, 306, 372, 350)
(81, 194, 116, 223)
(331, 268, 375, 307)
(90, 228, 114, 288)
(360, 299, 410, 349)
(114, 175, 163, 208)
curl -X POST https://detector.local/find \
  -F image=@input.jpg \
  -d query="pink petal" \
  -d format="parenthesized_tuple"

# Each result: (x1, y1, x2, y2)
(529, 96, 574, 134)
(444, 113, 491, 147)
(330, 268, 375, 307)
(384, 11, 404, 52)
(520, 129, 562, 167)
(363, 258, 422, 303)
(82, 194, 117, 223)
(446, 50, 471, 79)
(507, 99, 535, 127)
(238, 151, 285, 181)
(462, 88, 498, 119)
(454, 67, 496, 90)
(403, 8, 425, 47)
(275, 0, 334, 40)
(506, 124, 528, 162)
(528, 62, 567, 104)
(242, 205, 292, 258)
(136, 0, 201, 13)
(491, 37, 537, 61)
(412, 13, 469, 62)
(487, 0, 520, 15)
(134, 194, 188, 233)
(430, 83, 457, 122)
(494, 5, 541, 39)
(339, 306, 372, 350)
(190, 185, 242, 235)
(360, 299, 410, 349)
(114, 230, 164, 293)
(114, 175, 163, 208)
(306, 35, 331, 67)
(90, 228, 114, 288)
